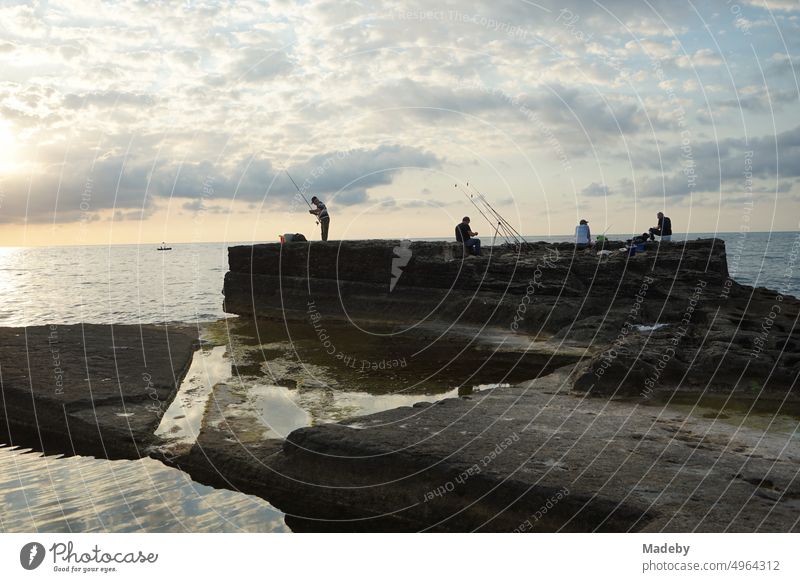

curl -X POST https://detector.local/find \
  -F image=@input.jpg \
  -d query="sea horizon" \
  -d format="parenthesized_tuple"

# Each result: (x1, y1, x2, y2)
(1, 229, 796, 249)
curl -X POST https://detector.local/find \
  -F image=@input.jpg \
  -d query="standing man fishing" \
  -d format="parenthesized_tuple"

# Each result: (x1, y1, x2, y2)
(284, 168, 332, 241)
(309, 196, 330, 241)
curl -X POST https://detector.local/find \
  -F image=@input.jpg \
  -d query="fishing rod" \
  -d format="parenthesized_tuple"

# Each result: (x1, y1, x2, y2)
(475, 193, 519, 244)
(454, 182, 515, 244)
(490, 212, 520, 245)
(464, 181, 517, 239)
(468, 183, 527, 245)
(467, 182, 527, 245)
(460, 182, 522, 245)
(284, 168, 318, 225)
(454, 182, 496, 231)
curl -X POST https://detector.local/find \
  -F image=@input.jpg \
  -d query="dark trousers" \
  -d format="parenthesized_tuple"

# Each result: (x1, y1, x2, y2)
(320, 217, 330, 241)
(464, 238, 481, 256)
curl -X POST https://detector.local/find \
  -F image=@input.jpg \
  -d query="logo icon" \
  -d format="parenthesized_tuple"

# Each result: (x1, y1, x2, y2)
(390, 240, 412, 292)
(20, 542, 46, 570)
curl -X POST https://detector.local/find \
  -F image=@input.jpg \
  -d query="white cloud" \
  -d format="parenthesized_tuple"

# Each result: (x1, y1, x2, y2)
(0, 0, 797, 235)
(675, 48, 723, 68)
(743, 0, 800, 11)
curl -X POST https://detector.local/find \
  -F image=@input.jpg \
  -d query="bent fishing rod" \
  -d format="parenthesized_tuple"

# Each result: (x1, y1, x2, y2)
(463, 181, 523, 245)
(454, 182, 495, 228)
(466, 181, 518, 239)
(467, 182, 528, 244)
(284, 168, 318, 225)
(454, 182, 515, 244)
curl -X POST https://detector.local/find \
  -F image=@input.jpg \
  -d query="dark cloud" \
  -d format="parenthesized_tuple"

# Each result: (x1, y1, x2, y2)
(0, 153, 158, 224)
(371, 197, 450, 212)
(586, 125, 800, 199)
(181, 199, 229, 213)
(112, 206, 156, 221)
(766, 55, 800, 78)
(715, 89, 797, 112)
(230, 47, 294, 83)
(333, 188, 368, 206)
(0, 144, 442, 224)
(289, 144, 442, 195)
(581, 182, 611, 197)
(354, 79, 665, 151)
(62, 91, 157, 109)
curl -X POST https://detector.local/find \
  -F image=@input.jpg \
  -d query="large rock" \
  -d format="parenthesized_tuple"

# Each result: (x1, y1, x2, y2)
(223, 238, 799, 399)
(573, 283, 800, 401)
(225, 240, 714, 331)
(0, 324, 198, 458)
(180, 237, 800, 532)
(172, 364, 800, 532)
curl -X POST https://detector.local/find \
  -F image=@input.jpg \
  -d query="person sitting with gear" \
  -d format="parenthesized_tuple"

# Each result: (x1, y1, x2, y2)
(575, 219, 592, 248)
(649, 212, 672, 242)
(455, 216, 481, 256)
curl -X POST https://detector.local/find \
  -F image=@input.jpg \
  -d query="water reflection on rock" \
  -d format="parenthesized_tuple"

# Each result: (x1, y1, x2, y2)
(0, 445, 286, 532)
(155, 317, 566, 453)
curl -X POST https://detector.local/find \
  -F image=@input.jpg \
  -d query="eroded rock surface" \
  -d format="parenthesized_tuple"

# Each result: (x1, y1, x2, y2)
(203, 238, 800, 531)
(172, 364, 800, 532)
(224, 239, 799, 400)
(0, 324, 197, 458)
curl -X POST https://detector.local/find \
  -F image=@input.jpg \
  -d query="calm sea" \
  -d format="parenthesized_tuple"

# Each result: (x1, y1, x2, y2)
(1, 231, 797, 532)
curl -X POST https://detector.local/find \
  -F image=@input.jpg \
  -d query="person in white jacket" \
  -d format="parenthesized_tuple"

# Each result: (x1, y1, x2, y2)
(575, 219, 592, 248)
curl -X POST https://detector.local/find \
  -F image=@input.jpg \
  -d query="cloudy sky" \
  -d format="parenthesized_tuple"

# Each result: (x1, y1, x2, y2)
(0, 0, 798, 245)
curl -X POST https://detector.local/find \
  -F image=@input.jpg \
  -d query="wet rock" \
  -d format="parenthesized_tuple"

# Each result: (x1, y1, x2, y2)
(273, 378, 298, 389)
(300, 377, 331, 389)
(171, 364, 800, 532)
(575, 282, 800, 401)
(0, 324, 198, 458)
(223, 238, 798, 400)
(198, 237, 800, 531)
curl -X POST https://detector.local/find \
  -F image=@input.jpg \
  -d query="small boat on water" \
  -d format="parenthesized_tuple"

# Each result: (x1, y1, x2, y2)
(157, 242, 172, 251)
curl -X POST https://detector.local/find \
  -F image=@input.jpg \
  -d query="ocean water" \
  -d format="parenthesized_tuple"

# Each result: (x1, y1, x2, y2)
(0, 242, 232, 327)
(1, 231, 798, 532)
(0, 446, 287, 533)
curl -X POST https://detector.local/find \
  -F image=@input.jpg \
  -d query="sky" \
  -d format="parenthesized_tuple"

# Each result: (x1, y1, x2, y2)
(0, 0, 799, 246)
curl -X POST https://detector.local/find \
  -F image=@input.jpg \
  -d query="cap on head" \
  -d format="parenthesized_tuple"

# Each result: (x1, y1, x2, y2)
(657, 211, 664, 217)
(311, 196, 318, 202)
(579, 219, 588, 225)
(463, 216, 470, 222)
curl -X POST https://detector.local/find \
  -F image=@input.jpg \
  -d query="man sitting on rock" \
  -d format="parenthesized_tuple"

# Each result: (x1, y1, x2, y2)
(649, 212, 672, 242)
(455, 216, 481, 256)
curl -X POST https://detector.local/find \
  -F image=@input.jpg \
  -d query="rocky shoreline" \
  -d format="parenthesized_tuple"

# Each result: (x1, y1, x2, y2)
(2, 239, 798, 532)
(0, 324, 197, 459)
(253, 364, 800, 532)
(224, 239, 799, 401)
